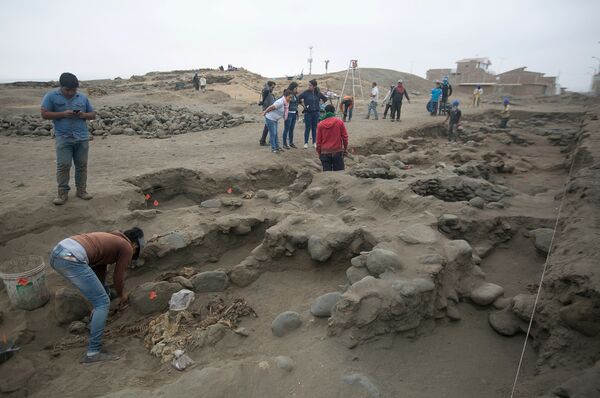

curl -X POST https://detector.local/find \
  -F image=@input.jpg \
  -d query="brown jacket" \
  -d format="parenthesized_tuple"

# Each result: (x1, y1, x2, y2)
(72, 231, 133, 297)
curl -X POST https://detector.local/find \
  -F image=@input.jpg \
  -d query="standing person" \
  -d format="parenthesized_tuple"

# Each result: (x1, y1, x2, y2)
(439, 75, 453, 115)
(282, 82, 299, 149)
(192, 73, 200, 91)
(366, 82, 379, 120)
(390, 80, 410, 122)
(263, 89, 293, 153)
(472, 85, 483, 107)
(444, 100, 462, 142)
(500, 97, 510, 128)
(298, 79, 328, 149)
(49, 227, 145, 363)
(430, 82, 442, 116)
(340, 95, 354, 122)
(381, 85, 394, 119)
(316, 104, 348, 171)
(41, 72, 96, 205)
(200, 75, 207, 92)
(259, 81, 276, 146)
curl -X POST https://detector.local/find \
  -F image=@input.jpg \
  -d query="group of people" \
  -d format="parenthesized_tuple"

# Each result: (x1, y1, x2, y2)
(192, 72, 207, 92)
(428, 76, 454, 116)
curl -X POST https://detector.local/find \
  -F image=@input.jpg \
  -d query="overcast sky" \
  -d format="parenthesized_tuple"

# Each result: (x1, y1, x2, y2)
(1, 0, 598, 91)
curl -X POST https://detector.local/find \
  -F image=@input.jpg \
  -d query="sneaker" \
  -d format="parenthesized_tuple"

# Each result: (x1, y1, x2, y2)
(259, 141, 268, 146)
(312, 143, 317, 148)
(76, 190, 93, 200)
(53, 190, 68, 206)
(390, 119, 395, 122)
(283, 145, 290, 150)
(289, 143, 297, 148)
(80, 351, 120, 364)
(303, 143, 308, 149)
(271, 149, 280, 154)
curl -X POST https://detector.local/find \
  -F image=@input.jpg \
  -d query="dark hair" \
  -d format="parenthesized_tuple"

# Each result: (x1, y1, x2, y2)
(325, 104, 335, 113)
(372, 82, 377, 86)
(283, 88, 292, 97)
(123, 227, 144, 259)
(288, 82, 298, 90)
(59, 72, 79, 88)
(309, 79, 318, 87)
(267, 81, 276, 87)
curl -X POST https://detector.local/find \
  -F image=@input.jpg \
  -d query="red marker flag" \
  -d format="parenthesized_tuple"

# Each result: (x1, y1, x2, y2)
(145, 194, 151, 200)
(153, 200, 159, 207)
(149, 291, 157, 300)
(226, 187, 233, 194)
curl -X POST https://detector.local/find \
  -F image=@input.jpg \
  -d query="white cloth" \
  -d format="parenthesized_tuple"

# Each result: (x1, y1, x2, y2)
(200, 77, 206, 86)
(370, 86, 379, 102)
(266, 97, 286, 121)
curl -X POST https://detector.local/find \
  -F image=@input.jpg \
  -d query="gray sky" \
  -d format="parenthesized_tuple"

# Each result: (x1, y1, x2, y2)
(1, 0, 599, 91)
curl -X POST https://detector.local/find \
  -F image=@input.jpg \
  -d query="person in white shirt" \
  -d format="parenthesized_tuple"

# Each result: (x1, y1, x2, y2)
(366, 82, 379, 120)
(472, 85, 483, 107)
(262, 89, 293, 153)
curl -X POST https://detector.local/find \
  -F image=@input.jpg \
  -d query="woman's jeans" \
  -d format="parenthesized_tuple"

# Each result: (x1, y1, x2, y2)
(303, 111, 319, 145)
(50, 244, 109, 355)
(282, 113, 297, 146)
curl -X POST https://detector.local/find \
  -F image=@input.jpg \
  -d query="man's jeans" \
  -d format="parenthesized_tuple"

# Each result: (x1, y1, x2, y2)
(367, 101, 378, 119)
(304, 111, 319, 144)
(282, 112, 297, 146)
(265, 118, 279, 151)
(56, 137, 89, 192)
(320, 152, 345, 171)
(49, 244, 109, 355)
(343, 105, 353, 122)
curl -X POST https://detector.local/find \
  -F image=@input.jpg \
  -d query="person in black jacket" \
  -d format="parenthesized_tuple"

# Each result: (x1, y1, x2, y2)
(298, 79, 328, 148)
(439, 75, 453, 115)
(390, 80, 410, 122)
(259, 81, 276, 146)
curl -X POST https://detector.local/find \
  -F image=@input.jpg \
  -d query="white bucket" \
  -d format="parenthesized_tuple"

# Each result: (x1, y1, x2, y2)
(0, 255, 50, 310)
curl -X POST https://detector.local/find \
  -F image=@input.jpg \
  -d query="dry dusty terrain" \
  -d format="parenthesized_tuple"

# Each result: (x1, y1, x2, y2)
(0, 69, 599, 398)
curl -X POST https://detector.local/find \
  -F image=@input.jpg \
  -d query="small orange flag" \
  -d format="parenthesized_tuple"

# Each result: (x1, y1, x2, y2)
(226, 187, 233, 194)
(149, 291, 157, 300)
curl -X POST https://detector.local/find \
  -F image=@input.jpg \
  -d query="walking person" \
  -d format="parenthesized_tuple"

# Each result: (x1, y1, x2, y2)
(473, 85, 483, 107)
(49, 227, 145, 363)
(500, 97, 510, 128)
(438, 75, 453, 115)
(298, 79, 327, 148)
(381, 85, 394, 119)
(316, 104, 349, 171)
(259, 81, 276, 146)
(282, 82, 299, 149)
(340, 95, 354, 122)
(200, 75, 207, 92)
(390, 80, 410, 122)
(263, 89, 293, 153)
(366, 82, 379, 120)
(192, 73, 200, 91)
(444, 100, 462, 142)
(41, 72, 96, 205)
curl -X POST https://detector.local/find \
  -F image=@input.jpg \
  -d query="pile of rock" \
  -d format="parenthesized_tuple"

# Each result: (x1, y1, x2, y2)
(0, 104, 245, 138)
(90, 104, 244, 138)
(410, 175, 510, 203)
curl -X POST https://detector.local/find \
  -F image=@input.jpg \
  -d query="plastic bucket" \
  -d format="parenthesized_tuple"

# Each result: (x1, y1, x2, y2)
(0, 255, 50, 310)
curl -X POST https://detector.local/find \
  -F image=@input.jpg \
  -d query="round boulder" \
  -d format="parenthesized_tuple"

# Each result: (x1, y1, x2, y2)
(271, 311, 302, 337)
(310, 292, 342, 318)
(471, 283, 505, 306)
(365, 248, 402, 275)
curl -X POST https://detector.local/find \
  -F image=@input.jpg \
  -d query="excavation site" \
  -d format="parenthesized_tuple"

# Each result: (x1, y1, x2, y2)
(0, 68, 599, 398)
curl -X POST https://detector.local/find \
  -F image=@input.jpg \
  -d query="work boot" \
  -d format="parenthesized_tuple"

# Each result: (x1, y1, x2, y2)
(53, 189, 68, 206)
(76, 189, 93, 200)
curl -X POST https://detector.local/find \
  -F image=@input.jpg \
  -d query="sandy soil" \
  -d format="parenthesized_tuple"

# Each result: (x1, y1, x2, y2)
(0, 70, 596, 398)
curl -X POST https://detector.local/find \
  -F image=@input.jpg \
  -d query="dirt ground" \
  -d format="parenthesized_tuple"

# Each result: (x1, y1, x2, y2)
(0, 70, 598, 398)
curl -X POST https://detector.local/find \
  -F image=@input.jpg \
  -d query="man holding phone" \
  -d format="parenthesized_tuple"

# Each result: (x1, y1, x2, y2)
(41, 72, 96, 205)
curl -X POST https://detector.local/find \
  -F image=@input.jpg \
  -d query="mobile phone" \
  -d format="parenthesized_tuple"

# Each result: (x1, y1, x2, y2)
(73, 110, 81, 113)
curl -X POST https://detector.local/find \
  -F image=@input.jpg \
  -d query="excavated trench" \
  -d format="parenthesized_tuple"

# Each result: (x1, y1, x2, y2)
(1, 108, 590, 398)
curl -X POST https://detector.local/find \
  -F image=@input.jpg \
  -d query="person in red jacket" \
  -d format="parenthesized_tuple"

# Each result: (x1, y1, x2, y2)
(316, 104, 349, 171)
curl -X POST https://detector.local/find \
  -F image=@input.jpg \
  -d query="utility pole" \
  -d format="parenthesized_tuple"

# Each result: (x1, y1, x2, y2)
(308, 46, 313, 76)
(325, 59, 330, 74)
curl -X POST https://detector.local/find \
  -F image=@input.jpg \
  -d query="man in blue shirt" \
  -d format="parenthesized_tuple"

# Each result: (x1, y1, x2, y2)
(41, 72, 96, 205)
(298, 79, 327, 149)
